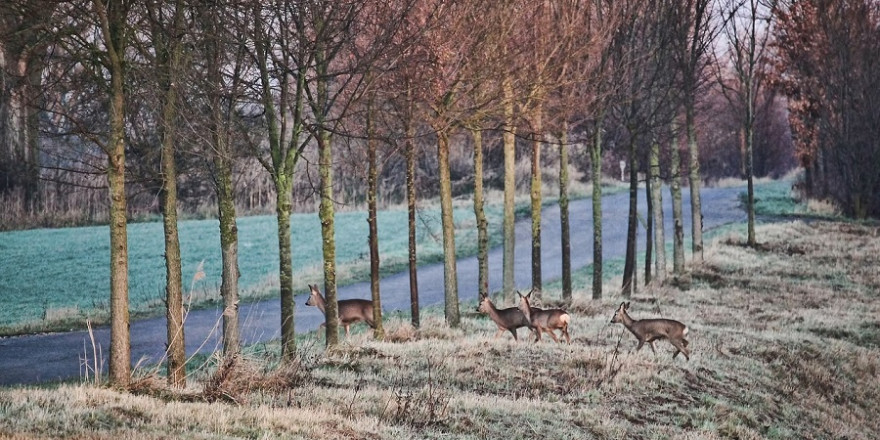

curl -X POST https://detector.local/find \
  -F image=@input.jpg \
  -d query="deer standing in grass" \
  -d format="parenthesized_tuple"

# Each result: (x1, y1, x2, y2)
(305, 284, 375, 337)
(476, 297, 534, 341)
(610, 302, 690, 360)
(517, 291, 571, 343)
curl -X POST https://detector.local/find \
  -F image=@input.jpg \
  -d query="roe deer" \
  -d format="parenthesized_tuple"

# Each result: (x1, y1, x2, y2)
(476, 297, 533, 341)
(517, 290, 571, 343)
(610, 302, 690, 360)
(305, 284, 375, 337)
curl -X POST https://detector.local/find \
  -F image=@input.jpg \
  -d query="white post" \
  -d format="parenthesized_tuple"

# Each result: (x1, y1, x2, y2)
(619, 160, 626, 182)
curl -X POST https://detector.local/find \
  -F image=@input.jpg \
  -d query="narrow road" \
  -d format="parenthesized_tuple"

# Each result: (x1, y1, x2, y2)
(0, 185, 746, 386)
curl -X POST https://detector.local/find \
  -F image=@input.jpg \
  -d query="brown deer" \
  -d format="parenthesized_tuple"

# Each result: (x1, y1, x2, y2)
(517, 290, 571, 343)
(610, 302, 690, 360)
(304, 284, 375, 337)
(476, 297, 534, 341)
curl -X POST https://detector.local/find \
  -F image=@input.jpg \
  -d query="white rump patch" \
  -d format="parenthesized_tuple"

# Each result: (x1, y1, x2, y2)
(683, 326, 689, 336)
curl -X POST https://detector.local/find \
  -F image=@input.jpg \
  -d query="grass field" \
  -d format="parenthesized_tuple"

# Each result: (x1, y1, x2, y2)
(0, 201, 510, 335)
(1, 215, 878, 439)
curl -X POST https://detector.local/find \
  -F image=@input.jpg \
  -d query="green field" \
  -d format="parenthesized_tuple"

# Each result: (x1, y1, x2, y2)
(0, 202, 506, 334)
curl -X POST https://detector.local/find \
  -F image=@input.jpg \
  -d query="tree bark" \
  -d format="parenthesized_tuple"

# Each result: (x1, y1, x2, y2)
(590, 118, 604, 300)
(437, 129, 459, 327)
(530, 105, 543, 298)
(502, 77, 516, 303)
(471, 127, 489, 301)
(95, 0, 131, 388)
(650, 136, 666, 282)
(201, 2, 240, 358)
(404, 94, 419, 327)
(217, 156, 240, 357)
(686, 104, 704, 262)
(644, 165, 653, 286)
(318, 125, 339, 347)
(558, 126, 572, 303)
(153, 0, 187, 386)
(366, 100, 384, 339)
(621, 137, 638, 297)
(276, 179, 295, 356)
(670, 122, 685, 274)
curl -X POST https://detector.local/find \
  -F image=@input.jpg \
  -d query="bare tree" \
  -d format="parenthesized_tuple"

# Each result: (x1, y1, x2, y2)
(674, 0, 718, 263)
(0, 1, 55, 206)
(193, 0, 244, 358)
(717, 0, 777, 246)
(143, 0, 188, 387)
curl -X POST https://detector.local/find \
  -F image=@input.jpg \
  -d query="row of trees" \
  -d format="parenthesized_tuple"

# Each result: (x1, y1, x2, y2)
(6, 0, 868, 391)
(773, 0, 880, 218)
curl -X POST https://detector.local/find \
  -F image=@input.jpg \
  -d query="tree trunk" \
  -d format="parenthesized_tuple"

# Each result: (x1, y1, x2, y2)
(203, 5, 241, 358)
(215, 147, 241, 358)
(621, 138, 638, 297)
(366, 102, 384, 339)
(276, 179, 295, 357)
(745, 77, 756, 247)
(590, 119, 604, 300)
(670, 123, 685, 274)
(0, 5, 48, 206)
(318, 128, 339, 345)
(558, 126, 572, 303)
(530, 105, 543, 298)
(644, 168, 653, 286)
(155, 4, 186, 386)
(404, 96, 419, 328)
(471, 127, 489, 301)
(686, 104, 703, 262)
(650, 136, 666, 282)
(502, 78, 517, 303)
(101, 0, 131, 388)
(437, 129, 459, 327)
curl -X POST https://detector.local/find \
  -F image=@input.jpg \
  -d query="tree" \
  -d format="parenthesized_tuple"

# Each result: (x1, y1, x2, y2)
(246, 0, 314, 354)
(773, 0, 880, 218)
(674, 0, 717, 263)
(0, 1, 55, 206)
(194, 0, 243, 358)
(87, 0, 135, 386)
(718, 0, 777, 246)
(144, 0, 188, 387)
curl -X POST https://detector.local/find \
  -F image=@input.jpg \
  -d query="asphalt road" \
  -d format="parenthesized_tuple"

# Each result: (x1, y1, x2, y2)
(0, 185, 747, 386)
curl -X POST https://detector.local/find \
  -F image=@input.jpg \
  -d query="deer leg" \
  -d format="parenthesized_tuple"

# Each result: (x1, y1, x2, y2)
(508, 328, 518, 341)
(636, 340, 645, 351)
(562, 327, 571, 344)
(533, 328, 542, 343)
(493, 328, 504, 339)
(671, 340, 690, 361)
(648, 341, 657, 355)
(547, 329, 560, 343)
(344, 325, 351, 338)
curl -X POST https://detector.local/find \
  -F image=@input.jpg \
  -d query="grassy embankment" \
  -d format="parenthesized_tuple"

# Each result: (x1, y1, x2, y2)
(0, 194, 527, 336)
(2, 179, 879, 438)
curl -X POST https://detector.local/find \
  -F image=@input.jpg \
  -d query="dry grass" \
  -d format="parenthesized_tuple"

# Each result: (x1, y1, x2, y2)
(2, 220, 880, 439)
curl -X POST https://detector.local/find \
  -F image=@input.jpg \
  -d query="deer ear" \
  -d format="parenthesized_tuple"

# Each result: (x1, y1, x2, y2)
(624, 302, 631, 310)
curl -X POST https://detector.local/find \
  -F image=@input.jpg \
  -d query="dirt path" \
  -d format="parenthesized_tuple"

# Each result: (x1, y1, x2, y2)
(0, 185, 747, 385)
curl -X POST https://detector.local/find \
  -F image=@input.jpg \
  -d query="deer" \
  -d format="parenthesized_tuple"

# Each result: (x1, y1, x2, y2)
(610, 302, 690, 361)
(304, 284, 375, 337)
(517, 290, 571, 344)
(476, 296, 534, 341)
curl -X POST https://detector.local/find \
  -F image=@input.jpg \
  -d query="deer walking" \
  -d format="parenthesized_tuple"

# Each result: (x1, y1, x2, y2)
(476, 297, 533, 341)
(304, 284, 375, 337)
(517, 291, 571, 344)
(610, 302, 690, 360)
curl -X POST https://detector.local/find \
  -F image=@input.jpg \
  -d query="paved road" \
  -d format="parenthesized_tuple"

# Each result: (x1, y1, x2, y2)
(0, 185, 746, 386)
